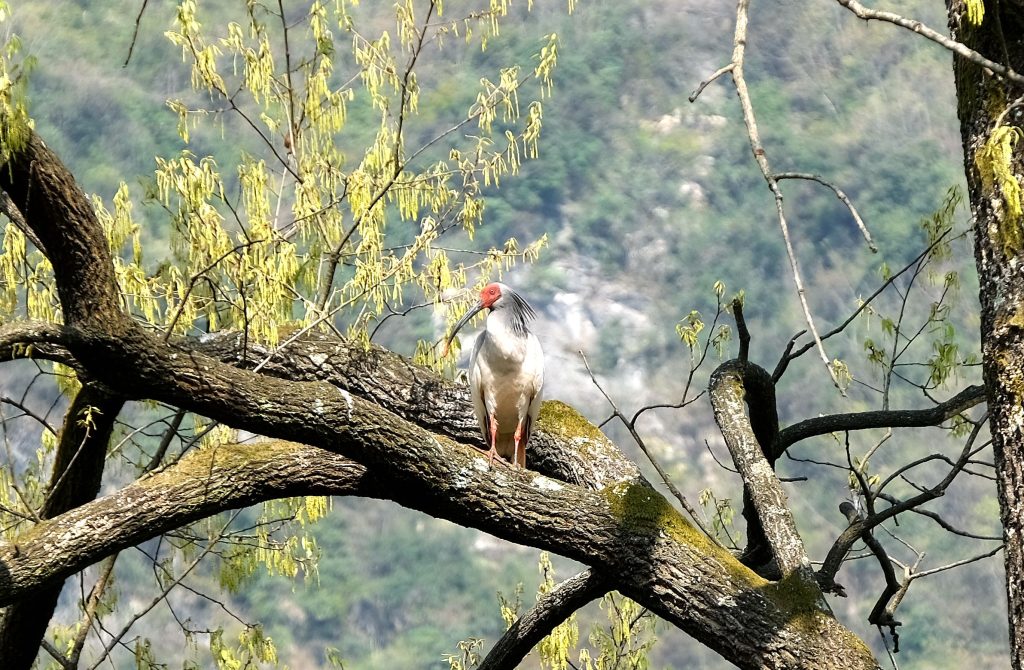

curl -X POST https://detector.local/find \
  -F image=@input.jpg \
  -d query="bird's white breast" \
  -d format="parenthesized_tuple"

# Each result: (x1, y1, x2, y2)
(469, 310, 544, 434)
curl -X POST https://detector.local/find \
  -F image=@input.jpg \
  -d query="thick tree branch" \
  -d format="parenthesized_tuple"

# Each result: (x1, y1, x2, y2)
(0, 438, 877, 670)
(0, 131, 122, 326)
(478, 569, 612, 670)
(186, 332, 644, 489)
(0, 316, 646, 491)
(0, 321, 76, 367)
(709, 360, 821, 595)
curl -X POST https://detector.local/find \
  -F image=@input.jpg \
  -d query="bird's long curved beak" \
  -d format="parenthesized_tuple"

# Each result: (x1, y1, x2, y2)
(442, 300, 485, 357)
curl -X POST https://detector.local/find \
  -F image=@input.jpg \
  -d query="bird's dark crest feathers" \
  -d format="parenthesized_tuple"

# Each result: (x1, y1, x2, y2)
(503, 286, 536, 337)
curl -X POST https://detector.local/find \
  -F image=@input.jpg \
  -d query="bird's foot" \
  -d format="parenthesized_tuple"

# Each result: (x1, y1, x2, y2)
(486, 447, 512, 468)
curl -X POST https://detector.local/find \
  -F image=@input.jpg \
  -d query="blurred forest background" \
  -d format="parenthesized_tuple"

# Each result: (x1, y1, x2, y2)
(4, 0, 1007, 668)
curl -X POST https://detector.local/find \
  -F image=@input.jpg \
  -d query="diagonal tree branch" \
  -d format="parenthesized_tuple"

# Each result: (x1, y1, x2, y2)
(0, 188, 44, 251)
(478, 568, 612, 670)
(835, 0, 1024, 86)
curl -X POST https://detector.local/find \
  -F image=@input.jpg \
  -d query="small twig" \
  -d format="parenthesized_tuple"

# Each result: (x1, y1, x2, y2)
(144, 409, 187, 472)
(68, 554, 119, 667)
(369, 299, 436, 341)
(123, 0, 151, 67)
(774, 172, 876, 251)
(875, 491, 1002, 541)
(705, 439, 739, 474)
(631, 292, 725, 426)
(0, 188, 45, 251)
(688, 63, 735, 102)
(0, 395, 58, 436)
(579, 351, 714, 541)
(905, 544, 1003, 582)
(878, 625, 900, 668)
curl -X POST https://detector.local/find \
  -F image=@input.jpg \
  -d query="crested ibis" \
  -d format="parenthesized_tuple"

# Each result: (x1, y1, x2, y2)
(444, 282, 544, 467)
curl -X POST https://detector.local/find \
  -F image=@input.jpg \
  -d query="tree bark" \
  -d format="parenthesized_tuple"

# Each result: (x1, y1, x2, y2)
(948, 3, 1024, 668)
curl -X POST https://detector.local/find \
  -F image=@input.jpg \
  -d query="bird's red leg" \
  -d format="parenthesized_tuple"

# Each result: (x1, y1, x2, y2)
(513, 421, 525, 468)
(487, 414, 502, 466)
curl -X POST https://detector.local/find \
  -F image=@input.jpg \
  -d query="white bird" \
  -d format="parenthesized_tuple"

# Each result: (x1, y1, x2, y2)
(444, 282, 544, 467)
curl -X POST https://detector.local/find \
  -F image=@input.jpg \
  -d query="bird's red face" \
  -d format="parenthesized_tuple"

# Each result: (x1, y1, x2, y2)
(479, 282, 502, 309)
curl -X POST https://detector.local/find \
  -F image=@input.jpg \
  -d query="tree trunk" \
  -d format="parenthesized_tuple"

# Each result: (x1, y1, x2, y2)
(948, 3, 1024, 668)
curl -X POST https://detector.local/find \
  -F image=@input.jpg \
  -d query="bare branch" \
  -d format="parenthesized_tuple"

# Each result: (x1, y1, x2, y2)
(579, 352, 713, 539)
(0, 188, 44, 251)
(688, 63, 734, 102)
(774, 384, 986, 458)
(818, 419, 987, 586)
(726, 0, 842, 391)
(905, 544, 1003, 581)
(875, 492, 1001, 540)
(837, 502, 901, 629)
(0, 395, 57, 436)
(772, 228, 957, 381)
(774, 172, 876, 252)
(67, 555, 118, 668)
(122, 0, 151, 67)
(834, 0, 1024, 86)
(478, 569, 611, 670)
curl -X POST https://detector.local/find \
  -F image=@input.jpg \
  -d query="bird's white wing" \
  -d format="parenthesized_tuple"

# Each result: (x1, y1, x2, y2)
(468, 332, 489, 442)
(524, 333, 544, 434)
